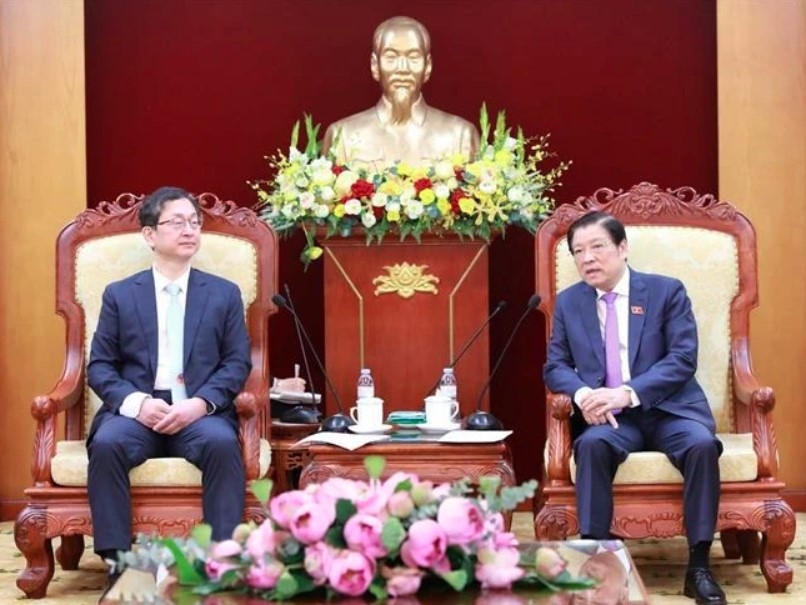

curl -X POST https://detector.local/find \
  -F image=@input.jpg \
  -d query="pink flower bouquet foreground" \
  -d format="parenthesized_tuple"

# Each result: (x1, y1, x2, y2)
(126, 456, 593, 601)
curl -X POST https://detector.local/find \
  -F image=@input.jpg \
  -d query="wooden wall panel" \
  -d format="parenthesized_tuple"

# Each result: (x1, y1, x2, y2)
(0, 0, 86, 517)
(718, 0, 806, 491)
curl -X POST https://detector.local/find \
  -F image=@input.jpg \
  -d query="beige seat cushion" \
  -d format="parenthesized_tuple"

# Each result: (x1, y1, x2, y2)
(564, 433, 757, 484)
(51, 438, 272, 487)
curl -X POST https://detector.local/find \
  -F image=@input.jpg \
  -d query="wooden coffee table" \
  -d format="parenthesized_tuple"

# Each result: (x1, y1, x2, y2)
(298, 438, 516, 489)
(269, 420, 320, 493)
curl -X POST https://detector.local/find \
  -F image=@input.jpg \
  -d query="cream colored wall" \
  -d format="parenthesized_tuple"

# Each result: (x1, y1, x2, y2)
(0, 0, 86, 510)
(718, 0, 806, 491)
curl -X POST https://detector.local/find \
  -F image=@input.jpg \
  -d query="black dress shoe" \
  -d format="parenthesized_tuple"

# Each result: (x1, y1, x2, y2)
(684, 567, 727, 605)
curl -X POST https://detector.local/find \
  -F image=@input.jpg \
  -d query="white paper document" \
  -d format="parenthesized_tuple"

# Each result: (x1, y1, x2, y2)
(295, 431, 391, 450)
(438, 430, 513, 444)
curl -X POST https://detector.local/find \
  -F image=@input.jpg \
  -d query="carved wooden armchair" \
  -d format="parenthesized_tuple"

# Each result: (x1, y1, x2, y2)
(533, 182, 795, 592)
(14, 193, 277, 598)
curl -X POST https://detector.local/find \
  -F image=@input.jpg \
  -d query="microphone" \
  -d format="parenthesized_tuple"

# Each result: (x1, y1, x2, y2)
(465, 294, 541, 431)
(423, 300, 507, 398)
(272, 293, 354, 432)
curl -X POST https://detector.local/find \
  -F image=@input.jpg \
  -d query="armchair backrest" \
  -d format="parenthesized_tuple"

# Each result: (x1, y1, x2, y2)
(535, 182, 757, 434)
(57, 193, 277, 440)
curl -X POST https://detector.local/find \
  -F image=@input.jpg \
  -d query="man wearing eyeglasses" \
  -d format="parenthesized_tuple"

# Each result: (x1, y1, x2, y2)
(86, 186, 251, 592)
(544, 211, 725, 605)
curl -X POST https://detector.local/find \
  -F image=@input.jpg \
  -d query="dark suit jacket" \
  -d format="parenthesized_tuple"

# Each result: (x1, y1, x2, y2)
(543, 269, 716, 434)
(87, 268, 251, 440)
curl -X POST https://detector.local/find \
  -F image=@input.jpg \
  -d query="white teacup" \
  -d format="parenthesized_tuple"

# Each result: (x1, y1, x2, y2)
(350, 397, 384, 427)
(424, 395, 459, 426)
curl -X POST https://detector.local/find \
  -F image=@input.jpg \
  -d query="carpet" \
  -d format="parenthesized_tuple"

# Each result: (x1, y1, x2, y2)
(1, 514, 803, 604)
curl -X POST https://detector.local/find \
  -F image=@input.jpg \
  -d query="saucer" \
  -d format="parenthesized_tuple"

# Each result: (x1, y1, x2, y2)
(348, 423, 393, 435)
(416, 421, 461, 434)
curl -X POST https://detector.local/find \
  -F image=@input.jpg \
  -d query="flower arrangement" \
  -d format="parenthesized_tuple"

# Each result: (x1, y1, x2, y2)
(120, 457, 593, 601)
(251, 106, 569, 265)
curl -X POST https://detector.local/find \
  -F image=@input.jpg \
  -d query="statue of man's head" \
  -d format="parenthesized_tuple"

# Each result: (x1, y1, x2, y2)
(370, 16, 433, 124)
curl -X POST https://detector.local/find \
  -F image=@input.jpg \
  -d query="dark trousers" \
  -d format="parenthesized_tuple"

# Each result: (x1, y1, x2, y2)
(87, 400, 245, 553)
(573, 406, 722, 544)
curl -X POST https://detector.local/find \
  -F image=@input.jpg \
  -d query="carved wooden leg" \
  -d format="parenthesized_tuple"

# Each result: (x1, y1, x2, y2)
(56, 534, 85, 570)
(14, 507, 55, 599)
(534, 503, 577, 540)
(759, 500, 796, 593)
(737, 530, 760, 565)
(720, 528, 741, 559)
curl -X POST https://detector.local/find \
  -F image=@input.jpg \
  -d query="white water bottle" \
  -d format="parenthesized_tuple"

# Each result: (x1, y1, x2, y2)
(437, 367, 457, 400)
(357, 368, 375, 399)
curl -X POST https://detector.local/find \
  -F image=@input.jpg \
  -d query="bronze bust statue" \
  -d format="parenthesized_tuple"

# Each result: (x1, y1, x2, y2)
(322, 16, 480, 166)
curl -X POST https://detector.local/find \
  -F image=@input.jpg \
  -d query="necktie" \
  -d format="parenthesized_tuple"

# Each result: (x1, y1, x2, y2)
(165, 283, 188, 402)
(602, 291, 622, 389)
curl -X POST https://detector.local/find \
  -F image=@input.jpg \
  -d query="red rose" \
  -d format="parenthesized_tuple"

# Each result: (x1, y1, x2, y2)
(351, 179, 375, 199)
(454, 167, 465, 181)
(413, 178, 433, 194)
(332, 165, 345, 176)
(450, 189, 469, 214)
(372, 206, 384, 219)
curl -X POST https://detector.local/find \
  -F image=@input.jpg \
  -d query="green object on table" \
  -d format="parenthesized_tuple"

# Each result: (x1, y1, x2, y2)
(387, 411, 426, 425)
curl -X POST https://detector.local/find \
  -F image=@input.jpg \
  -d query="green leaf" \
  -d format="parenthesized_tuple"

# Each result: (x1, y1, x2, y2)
(324, 525, 346, 549)
(158, 539, 207, 586)
(381, 517, 406, 551)
(273, 569, 300, 600)
(368, 577, 388, 601)
(364, 455, 386, 479)
(335, 498, 357, 524)
(249, 478, 273, 507)
(190, 524, 212, 549)
(439, 569, 469, 591)
(394, 478, 413, 493)
(289, 120, 300, 150)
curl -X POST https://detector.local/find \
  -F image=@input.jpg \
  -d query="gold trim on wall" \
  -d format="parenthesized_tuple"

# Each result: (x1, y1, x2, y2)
(372, 263, 440, 298)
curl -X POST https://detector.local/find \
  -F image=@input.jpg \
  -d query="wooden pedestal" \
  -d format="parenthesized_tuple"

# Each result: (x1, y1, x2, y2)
(323, 234, 490, 417)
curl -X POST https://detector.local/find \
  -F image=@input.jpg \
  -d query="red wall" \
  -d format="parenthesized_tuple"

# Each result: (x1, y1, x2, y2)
(85, 0, 717, 484)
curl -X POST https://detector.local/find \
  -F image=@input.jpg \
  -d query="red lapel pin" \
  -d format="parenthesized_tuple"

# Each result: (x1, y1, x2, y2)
(631, 306, 644, 315)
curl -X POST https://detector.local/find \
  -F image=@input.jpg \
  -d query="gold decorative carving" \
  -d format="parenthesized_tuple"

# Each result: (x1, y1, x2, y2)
(373, 263, 439, 298)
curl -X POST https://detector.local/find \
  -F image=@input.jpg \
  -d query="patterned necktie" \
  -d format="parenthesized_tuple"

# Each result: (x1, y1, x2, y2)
(165, 283, 188, 402)
(602, 291, 622, 388)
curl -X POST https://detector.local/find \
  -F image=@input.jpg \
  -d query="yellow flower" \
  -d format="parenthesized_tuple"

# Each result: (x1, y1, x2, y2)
(386, 210, 400, 223)
(458, 197, 476, 215)
(419, 189, 436, 205)
(304, 246, 324, 261)
(396, 162, 413, 177)
(494, 149, 514, 166)
(333, 204, 346, 218)
(378, 180, 402, 196)
(437, 198, 452, 216)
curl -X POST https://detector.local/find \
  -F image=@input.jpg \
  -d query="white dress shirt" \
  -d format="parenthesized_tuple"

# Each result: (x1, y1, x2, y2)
(118, 267, 190, 418)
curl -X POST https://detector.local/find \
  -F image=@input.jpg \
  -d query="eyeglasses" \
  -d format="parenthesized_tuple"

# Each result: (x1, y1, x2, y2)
(156, 217, 203, 231)
(572, 242, 615, 259)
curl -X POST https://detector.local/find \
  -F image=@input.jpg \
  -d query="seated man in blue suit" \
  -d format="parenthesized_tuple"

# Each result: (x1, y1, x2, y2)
(544, 211, 725, 605)
(86, 186, 251, 588)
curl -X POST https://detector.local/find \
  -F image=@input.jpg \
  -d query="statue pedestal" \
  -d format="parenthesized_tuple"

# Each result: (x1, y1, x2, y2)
(323, 233, 490, 417)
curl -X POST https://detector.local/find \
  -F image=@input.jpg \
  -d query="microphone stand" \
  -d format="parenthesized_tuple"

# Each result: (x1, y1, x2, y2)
(423, 300, 507, 398)
(465, 294, 541, 430)
(272, 294, 354, 432)
(283, 284, 318, 410)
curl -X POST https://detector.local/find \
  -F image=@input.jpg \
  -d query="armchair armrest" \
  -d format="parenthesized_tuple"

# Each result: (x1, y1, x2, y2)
(732, 338, 778, 479)
(545, 392, 574, 486)
(235, 385, 268, 481)
(29, 355, 86, 486)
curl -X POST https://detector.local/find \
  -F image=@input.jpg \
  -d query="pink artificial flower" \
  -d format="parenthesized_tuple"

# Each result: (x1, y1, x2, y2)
(205, 558, 241, 583)
(210, 539, 242, 559)
(534, 546, 568, 580)
(269, 490, 313, 529)
(387, 491, 415, 518)
(475, 545, 525, 590)
(437, 497, 486, 545)
(245, 559, 284, 590)
(313, 477, 364, 509)
(491, 530, 519, 549)
(289, 501, 336, 544)
(353, 483, 390, 517)
(382, 565, 425, 597)
(344, 513, 388, 559)
(245, 519, 281, 560)
(400, 519, 448, 570)
(327, 550, 376, 597)
(303, 541, 335, 586)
